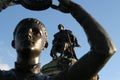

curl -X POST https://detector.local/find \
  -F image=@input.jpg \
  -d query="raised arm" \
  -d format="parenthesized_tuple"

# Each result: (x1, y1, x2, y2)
(0, 0, 19, 12)
(52, 0, 116, 80)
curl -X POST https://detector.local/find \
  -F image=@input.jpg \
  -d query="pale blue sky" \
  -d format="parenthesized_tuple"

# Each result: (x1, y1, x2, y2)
(0, 0, 120, 80)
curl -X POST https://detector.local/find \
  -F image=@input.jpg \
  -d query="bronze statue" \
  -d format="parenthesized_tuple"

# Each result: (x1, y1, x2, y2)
(50, 24, 80, 60)
(0, 0, 116, 80)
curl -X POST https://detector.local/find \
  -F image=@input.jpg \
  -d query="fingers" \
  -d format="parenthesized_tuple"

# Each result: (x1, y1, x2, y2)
(58, 0, 71, 6)
(51, 4, 58, 10)
(51, 0, 71, 13)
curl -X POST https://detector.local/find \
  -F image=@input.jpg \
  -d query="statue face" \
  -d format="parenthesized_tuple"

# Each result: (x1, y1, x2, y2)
(14, 24, 44, 54)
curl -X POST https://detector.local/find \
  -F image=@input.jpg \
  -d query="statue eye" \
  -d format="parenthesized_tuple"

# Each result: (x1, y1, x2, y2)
(32, 28, 41, 36)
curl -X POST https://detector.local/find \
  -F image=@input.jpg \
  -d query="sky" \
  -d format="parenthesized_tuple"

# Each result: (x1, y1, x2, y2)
(0, 0, 120, 80)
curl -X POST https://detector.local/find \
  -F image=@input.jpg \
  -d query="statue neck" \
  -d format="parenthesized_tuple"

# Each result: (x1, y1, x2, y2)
(16, 56, 40, 65)
(15, 61, 41, 74)
(15, 62, 40, 74)
(15, 56, 41, 74)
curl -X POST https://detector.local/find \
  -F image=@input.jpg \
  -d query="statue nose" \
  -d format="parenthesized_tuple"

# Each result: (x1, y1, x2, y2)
(28, 29, 32, 39)
(28, 33, 32, 39)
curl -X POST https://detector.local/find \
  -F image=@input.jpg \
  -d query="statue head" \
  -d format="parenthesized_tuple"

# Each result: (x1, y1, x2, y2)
(12, 18, 48, 59)
(58, 24, 64, 31)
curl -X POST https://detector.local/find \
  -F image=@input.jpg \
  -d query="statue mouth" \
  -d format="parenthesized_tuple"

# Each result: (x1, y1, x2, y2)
(21, 39, 34, 47)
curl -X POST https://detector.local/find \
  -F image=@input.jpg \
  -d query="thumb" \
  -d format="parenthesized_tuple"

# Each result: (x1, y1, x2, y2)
(58, 0, 71, 7)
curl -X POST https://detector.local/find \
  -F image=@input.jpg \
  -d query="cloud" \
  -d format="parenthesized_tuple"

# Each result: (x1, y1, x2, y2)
(0, 64, 10, 70)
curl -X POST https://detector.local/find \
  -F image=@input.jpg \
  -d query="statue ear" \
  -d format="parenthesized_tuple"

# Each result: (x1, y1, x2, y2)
(11, 40, 15, 48)
(44, 41, 48, 49)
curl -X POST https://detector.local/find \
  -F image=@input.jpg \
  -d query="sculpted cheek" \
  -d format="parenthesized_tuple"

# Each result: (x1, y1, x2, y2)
(31, 39, 43, 50)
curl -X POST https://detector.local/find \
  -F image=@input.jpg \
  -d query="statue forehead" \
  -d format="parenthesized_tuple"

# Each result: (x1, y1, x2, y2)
(14, 18, 45, 33)
(16, 24, 42, 30)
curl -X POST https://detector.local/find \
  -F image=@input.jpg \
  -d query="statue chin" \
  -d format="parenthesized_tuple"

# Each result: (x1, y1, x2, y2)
(19, 0, 52, 11)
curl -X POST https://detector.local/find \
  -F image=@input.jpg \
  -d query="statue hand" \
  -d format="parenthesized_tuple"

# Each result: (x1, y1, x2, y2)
(51, 0, 72, 13)
(58, 0, 71, 6)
